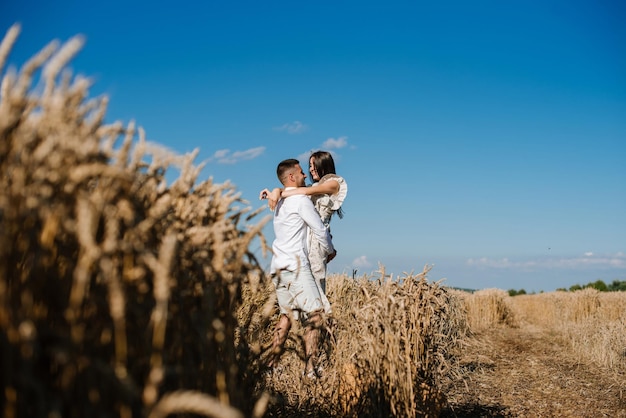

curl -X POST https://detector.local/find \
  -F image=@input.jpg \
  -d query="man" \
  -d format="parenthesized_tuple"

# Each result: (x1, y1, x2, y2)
(267, 158, 336, 377)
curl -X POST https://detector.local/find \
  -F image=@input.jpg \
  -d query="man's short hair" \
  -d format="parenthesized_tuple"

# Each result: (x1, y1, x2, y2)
(276, 158, 300, 185)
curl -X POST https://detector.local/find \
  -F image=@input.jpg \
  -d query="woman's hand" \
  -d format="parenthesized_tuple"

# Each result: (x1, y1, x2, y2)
(326, 249, 337, 263)
(259, 188, 271, 200)
(260, 188, 282, 210)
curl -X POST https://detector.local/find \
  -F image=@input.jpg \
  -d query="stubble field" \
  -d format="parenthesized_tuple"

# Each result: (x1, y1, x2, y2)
(443, 289, 626, 417)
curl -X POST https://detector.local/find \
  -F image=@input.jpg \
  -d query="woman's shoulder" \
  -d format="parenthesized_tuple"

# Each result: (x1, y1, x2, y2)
(320, 174, 347, 209)
(320, 173, 346, 186)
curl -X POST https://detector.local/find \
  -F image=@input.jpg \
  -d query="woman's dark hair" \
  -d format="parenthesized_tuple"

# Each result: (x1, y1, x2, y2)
(309, 150, 345, 219)
(309, 151, 336, 178)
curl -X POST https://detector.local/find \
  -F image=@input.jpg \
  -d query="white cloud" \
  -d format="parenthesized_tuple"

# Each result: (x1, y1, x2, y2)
(322, 136, 348, 150)
(297, 136, 350, 162)
(466, 252, 626, 270)
(209, 146, 265, 164)
(352, 255, 372, 268)
(274, 121, 308, 134)
(213, 149, 230, 159)
(297, 150, 312, 163)
(466, 257, 517, 269)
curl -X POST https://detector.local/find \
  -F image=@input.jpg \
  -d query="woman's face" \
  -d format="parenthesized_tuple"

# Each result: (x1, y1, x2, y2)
(309, 157, 320, 182)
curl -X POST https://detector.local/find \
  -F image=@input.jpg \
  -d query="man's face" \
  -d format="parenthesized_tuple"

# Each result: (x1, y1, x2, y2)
(292, 164, 307, 187)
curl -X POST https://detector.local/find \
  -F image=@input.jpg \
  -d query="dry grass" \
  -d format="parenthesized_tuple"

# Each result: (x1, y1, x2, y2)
(0, 24, 272, 417)
(256, 265, 470, 418)
(510, 289, 626, 371)
(453, 288, 517, 331)
(459, 287, 626, 372)
(449, 288, 626, 416)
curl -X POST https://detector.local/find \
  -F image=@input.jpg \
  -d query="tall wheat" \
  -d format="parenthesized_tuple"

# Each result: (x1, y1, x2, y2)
(0, 24, 271, 418)
(256, 265, 469, 417)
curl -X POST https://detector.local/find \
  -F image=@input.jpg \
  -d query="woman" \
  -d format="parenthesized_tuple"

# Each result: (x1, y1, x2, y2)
(260, 151, 348, 314)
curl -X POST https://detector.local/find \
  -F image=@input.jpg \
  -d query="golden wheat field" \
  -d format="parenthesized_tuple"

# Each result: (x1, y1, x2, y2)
(448, 289, 626, 417)
(1, 25, 625, 418)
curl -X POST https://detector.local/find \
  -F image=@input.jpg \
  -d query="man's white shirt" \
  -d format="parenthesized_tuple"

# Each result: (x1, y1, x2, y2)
(270, 188, 334, 274)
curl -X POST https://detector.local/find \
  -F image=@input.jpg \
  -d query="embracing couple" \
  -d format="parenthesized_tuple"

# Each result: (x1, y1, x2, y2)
(260, 151, 347, 378)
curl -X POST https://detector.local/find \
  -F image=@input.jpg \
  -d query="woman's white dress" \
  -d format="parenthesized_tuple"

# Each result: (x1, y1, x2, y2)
(307, 174, 348, 314)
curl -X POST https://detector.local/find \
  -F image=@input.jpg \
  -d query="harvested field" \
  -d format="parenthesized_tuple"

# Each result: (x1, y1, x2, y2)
(444, 289, 626, 417)
(444, 326, 626, 417)
(255, 283, 626, 418)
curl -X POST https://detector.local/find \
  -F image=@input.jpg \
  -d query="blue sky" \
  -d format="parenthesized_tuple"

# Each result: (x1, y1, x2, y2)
(2, 1, 625, 291)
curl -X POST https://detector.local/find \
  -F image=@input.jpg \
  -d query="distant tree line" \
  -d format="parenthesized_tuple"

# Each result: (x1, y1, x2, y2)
(508, 279, 626, 296)
(559, 279, 626, 292)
